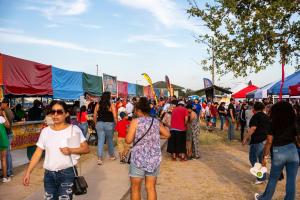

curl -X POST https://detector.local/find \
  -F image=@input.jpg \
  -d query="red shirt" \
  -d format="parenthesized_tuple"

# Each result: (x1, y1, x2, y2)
(77, 111, 88, 123)
(115, 119, 130, 138)
(210, 105, 218, 117)
(171, 106, 188, 131)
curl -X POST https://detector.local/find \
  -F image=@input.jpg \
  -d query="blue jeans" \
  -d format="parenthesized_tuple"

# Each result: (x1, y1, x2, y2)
(6, 134, 13, 176)
(227, 117, 234, 141)
(249, 142, 266, 181)
(44, 167, 75, 200)
(219, 116, 225, 130)
(78, 122, 88, 138)
(96, 122, 115, 158)
(258, 143, 299, 200)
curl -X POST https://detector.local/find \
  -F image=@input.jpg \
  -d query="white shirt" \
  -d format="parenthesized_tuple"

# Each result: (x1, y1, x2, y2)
(126, 102, 134, 117)
(0, 116, 5, 124)
(36, 125, 86, 171)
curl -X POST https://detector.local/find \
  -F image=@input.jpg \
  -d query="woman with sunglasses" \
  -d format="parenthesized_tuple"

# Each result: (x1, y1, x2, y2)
(23, 100, 90, 200)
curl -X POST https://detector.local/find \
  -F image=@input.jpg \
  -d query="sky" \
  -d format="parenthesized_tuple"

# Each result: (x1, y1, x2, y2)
(0, 0, 297, 90)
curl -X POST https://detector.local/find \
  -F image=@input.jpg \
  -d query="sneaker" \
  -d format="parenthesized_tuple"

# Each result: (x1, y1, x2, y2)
(109, 156, 116, 161)
(254, 180, 265, 185)
(97, 159, 103, 165)
(2, 177, 11, 183)
(254, 193, 260, 200)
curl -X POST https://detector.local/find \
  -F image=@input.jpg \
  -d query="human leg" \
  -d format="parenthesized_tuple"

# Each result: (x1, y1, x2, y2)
(1, 150, 7, 179)
(6, 134, 13, 176)
(145, 176, 157, 200)
(57, 168, 75, 200)
(44, 170, 59, 200)
(220, 116, 224, 130)
(104, 122, 115, 158)
(130, 177, 143, 200)
(96, 122, 105, 161)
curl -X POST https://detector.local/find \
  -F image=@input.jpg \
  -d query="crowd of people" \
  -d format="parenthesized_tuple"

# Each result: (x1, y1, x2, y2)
(0, 93, 299, 200)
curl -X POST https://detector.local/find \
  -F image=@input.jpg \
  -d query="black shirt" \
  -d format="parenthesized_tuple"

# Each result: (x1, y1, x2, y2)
(28, 106, 42, 121)
(218, 105, 226, 117)
(227, 103, 235, 118)
(249, 112, 270, 144)
(270, 123, 298, 147)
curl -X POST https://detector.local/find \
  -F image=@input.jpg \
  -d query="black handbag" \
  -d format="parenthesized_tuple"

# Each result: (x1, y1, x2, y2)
(69, 126, 88, 195)
(126, 117, 154, 164)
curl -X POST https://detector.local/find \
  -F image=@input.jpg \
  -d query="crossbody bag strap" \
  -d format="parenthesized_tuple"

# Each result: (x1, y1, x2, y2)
(132, 117, 154, 147)
(69, 125, 78, 177)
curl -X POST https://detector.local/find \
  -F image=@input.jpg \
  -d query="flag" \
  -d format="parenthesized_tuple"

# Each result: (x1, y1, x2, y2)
(165, 75, 172, 96)
(142, 73, 158, 103)
(203, 78, 213, 89)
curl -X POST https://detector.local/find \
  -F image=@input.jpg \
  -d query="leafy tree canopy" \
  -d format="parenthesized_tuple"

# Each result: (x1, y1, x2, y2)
(187, 0, 300, 77)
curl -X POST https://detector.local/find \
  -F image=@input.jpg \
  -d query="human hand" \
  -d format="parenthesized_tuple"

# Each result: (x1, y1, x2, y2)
(60, 147, 72, 155)
(242, 139, 247, 145)
(232, 118, 235, 123)
(23, 173, 30, 186)
(262, 157, 267, 167)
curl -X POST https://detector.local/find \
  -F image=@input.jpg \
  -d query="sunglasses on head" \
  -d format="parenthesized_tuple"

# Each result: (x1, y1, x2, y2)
(50, 109, 64, 115)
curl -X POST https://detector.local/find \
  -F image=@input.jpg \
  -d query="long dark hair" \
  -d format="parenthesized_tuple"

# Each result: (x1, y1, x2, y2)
(135, 97, 150, 114)
(99, 91, 111, 113)
(270, 101, 296, 133)
(50, 100, 70, 123)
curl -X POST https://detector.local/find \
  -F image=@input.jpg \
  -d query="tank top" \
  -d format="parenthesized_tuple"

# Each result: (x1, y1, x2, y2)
(97, 105, 114, 122)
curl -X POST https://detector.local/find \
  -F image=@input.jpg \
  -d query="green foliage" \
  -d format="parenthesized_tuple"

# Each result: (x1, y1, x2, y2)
(187, 0, 300, 77)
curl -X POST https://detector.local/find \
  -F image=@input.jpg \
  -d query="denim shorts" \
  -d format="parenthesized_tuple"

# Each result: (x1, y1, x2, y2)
(129, 162, 160, 178)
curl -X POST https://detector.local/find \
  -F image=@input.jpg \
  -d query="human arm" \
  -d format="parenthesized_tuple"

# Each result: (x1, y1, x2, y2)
(23, 147, 44, 186)
(2, 111, 10, 128)
(125, 119, 137, 144)
(242, 126, 257, 145)
(93, 103, 99, 124)
(262, 135, 273, 167)
(230, 109, 235, 123)
(111, 104, 118, 124)
(159, 123, 170, 139)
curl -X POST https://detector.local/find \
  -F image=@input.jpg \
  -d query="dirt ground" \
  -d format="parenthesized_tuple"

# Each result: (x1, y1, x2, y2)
(1, 125, 300, 200)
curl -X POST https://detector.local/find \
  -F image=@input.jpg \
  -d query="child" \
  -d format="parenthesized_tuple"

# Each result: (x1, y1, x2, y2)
(115, 112, 130, 164)
(0, 110, 10, 183)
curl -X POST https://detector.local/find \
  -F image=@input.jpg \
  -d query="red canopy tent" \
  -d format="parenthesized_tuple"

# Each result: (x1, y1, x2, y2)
(2, 54, 52, 96)
(232, 85, 258, 98)
(289, 84, 300, 96)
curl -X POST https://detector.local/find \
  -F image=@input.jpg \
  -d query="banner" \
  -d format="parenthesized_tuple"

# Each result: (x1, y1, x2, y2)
(142, 73, 158, 103)
(103, 73, 117, 95)
(117, 81, 128, 97)
(11, 122, 43, 150)
(203, 78, 213, 89)
(128, 83, 137, 96)
(165, 75, 173, 96)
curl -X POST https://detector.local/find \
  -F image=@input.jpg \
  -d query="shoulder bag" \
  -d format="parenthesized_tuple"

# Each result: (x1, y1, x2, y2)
(126, 117, 154, 164)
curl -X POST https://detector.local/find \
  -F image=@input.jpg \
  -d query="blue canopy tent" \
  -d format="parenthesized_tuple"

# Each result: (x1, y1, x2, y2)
(128, 83, 137, 96)
(268, 70, 300, 95)
(253, 82, 277, 99)
(52, 67, 83, 100)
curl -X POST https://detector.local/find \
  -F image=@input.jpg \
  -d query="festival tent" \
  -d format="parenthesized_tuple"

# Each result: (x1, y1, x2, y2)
(128, 83, 136, 96)
(289, 83, 300, 96)
(232, 85, 258, 99)
(253, 82, 277, 99)
(136, 85, 144, 97)
(117, 81, 128, 98)
(1, 53, 52, 96)
(268, 70, 300, 95)
(52, 67, 83, 100)
(82, 73, 103, 96)
(246, 89, 257, 99)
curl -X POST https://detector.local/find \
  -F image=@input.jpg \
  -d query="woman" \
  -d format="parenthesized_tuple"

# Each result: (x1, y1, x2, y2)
(93, 91, 118, 165)
(126, 97, 170, 200)
(255, 102, 300, 200)
(0, 109, 10, 183)
(186, 104, 201, 159)
(23, 100, 90, 199)
(14, 104, 25, 121)
(77, 105, 88, 138)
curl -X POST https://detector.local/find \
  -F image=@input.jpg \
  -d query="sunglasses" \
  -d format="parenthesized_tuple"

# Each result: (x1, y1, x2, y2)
(50, 109, 65, 115)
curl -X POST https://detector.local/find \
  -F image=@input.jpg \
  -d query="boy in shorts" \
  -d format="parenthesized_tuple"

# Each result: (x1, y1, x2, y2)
(115, 112, 130, 164)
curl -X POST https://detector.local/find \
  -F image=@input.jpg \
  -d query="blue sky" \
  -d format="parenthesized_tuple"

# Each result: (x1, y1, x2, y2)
(0, 0, 296, 90)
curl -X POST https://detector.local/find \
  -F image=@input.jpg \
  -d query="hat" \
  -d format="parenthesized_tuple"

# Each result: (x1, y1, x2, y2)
(178, 101, 185, 105)
(119, 112, 127, 119)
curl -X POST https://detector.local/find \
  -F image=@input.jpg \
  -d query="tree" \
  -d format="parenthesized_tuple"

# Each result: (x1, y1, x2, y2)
(187, 0, 300, 78)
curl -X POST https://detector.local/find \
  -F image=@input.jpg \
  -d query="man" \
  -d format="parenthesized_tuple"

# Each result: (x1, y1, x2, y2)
(28, 100, 42, 121)
(125, 98, 134, 120)
(227, 98, 236, 141)
(1, 98, 14, 179)
(167, 101, 189, 160)
(210, 102, 218, 127)
(218, 102, 226, 130)
(243, 102, 270, 185)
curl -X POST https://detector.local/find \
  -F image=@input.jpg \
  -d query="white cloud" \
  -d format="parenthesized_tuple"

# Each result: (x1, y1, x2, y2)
(127, 34, 182, 48)
(45, 24, 60, 28)
(0, 31, 131, 57)
(116, 0, 202, 34)
(24, 0, 89, 19)
(80, 24, 102, 29)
